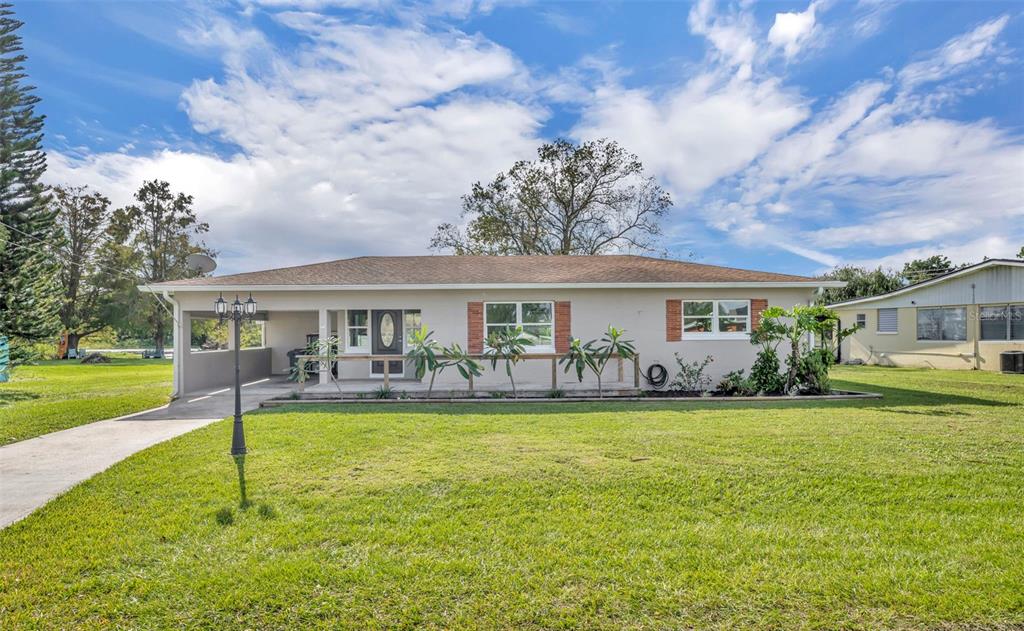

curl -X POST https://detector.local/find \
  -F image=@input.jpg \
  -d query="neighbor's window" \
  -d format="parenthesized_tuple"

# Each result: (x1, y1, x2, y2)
(485, 302, 553, 350)
(981, 305, 1024, 341)
(877, 308, 898, 334)
(916, 307, 967, 341)
(682, 300, 750, 336)
(404, 309, 422, 346)
(346, 310, 369, 352)
(856, 313, 867, 329)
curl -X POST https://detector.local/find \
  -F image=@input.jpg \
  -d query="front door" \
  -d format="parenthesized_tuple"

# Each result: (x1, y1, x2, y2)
(371, 309, 404, 376)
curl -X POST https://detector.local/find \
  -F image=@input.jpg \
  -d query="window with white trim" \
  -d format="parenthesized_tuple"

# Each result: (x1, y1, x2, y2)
(404, 309, 422, 347)
(855, 313, 866, 329)
(345, 310, 369, 352)
(682, 300, 750, 336)
(980, 304, 1024, 341)
(877, 308, 898, 333)
(916, 307, 966, 341)
(484, 302, 553, 350)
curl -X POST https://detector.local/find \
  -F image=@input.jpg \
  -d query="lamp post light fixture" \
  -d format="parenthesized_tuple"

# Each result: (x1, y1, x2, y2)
(217, 292, 257, 455)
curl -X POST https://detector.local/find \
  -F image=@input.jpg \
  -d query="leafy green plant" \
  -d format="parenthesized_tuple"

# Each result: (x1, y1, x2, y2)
(716, 369, 755, 396)
(406, 326, 443, 397)
(489, 391, 508, 399)
(214, 507, 234, 526)
(547, 388, 565, 398)
(670, 354, 714, 393)
(372, 385, 393, 399)
(749, 306, 787, 394)
(440, 342, 483, 391)
(758, 305, 858, 394)
(483, 326, 532, 398)
(559, 325, 636, 398)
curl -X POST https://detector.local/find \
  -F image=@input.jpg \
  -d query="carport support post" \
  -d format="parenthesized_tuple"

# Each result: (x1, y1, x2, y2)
(230, 314, 246, 456)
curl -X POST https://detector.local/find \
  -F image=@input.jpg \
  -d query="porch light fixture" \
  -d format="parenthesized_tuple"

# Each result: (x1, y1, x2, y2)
(217, 292, 258, 456)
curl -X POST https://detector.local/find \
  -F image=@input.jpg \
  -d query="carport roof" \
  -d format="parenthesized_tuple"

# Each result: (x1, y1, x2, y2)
(145, 255, 842, 290)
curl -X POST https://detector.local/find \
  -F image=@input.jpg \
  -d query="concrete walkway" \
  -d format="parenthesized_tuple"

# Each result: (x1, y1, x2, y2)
(0, 376, 294, 529)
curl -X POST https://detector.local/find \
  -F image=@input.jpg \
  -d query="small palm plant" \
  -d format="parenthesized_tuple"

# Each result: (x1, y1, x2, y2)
(441, 342, 483, 392)
(559, 325, 636, 397)
(483, 326, 532, 398)
(405, 326, 443, 397)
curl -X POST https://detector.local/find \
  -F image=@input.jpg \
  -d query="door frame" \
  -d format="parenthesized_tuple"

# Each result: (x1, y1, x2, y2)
(370, 309, 405, 378)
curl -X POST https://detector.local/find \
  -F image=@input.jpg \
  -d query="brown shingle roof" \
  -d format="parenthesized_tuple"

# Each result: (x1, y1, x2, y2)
(153, 255, 825, 288)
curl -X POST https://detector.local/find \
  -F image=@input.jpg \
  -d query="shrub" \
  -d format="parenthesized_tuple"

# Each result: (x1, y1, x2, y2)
(372, 385, 393, 399)
(717, 369, 755, 396)
(547, 388, 565, 398)
(750, 348, 785, 395)
(670, 354, 714, 393)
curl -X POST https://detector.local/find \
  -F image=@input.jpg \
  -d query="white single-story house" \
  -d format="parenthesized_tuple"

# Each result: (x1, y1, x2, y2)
(143, 255, 843, 397)
(830, 258, 1024, 371)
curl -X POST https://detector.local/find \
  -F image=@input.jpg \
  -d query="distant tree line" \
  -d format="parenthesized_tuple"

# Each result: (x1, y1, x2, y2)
(0, 4, 209, 362)
(818, 254, 1009, 304)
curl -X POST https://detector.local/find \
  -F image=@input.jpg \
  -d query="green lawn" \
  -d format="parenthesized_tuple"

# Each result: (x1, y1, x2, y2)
(0, 359, 172, 444)
(1, 367, 1022, 629)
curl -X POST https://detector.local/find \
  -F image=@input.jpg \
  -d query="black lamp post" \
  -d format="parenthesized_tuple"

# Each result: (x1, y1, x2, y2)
(216, 292, 257, 455)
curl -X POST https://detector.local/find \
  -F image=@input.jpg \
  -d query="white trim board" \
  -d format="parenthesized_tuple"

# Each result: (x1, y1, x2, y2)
(142, 281, 844, 293)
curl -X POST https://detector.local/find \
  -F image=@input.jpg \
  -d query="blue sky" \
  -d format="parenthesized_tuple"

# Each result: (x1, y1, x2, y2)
(17, 0, 1024, 275)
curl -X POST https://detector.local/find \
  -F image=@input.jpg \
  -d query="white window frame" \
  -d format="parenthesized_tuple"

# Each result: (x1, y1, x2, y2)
(483, 301, 555, 353)
(876, 308, 898, 334)
(916, 307, 967, 342)
(681, 299, 751, 340)
(344, 309, 370, 353)
(855, 313, 867, 329)
(980, 304, 1024, 342)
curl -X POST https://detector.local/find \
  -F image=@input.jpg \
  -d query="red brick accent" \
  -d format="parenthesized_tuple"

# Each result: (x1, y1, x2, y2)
(666, 299, 681, 341)
(467, 302, 484, 354)
(555, 301, 571, 353)
(751, 298, 768, 331)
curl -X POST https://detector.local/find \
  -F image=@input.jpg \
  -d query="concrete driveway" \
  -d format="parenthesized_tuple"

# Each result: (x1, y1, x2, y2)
(0, 376, 294, 529)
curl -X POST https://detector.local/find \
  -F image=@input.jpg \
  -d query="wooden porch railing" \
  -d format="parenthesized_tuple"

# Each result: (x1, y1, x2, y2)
(295, 353, 641, 390)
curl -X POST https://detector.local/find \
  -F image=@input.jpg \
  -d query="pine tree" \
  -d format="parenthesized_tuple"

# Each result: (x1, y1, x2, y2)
(0, 4, 60, 363)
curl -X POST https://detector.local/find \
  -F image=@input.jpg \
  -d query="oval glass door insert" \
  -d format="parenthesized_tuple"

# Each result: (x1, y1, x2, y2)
(379, 313, 395, 347)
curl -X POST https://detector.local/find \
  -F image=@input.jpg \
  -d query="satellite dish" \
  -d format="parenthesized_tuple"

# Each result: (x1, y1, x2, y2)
(186, 253, 217, 274)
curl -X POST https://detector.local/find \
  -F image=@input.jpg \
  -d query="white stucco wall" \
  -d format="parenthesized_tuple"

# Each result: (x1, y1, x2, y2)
(173, 286, 817, 390)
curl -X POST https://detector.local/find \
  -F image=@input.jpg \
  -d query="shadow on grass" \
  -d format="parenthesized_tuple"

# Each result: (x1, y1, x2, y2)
(0, 390, 41, 406)
(233, 454, 250, 509)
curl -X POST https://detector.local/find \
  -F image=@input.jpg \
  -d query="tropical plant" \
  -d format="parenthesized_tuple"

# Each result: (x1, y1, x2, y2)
(559, 325, 636, 397)
(372, 385, 393, 399)
(406, 326, 443, 397)
(748, 307, 787, 395)
(483, 326, 532, 398)
(758, 304, 858, 394)
(439, 341, 483, 389)
(717, 369, 755, 396)
(670, 354, 714, 393)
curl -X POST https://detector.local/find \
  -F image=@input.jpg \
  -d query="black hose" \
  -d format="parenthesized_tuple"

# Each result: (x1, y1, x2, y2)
(643, 362, 669, 389)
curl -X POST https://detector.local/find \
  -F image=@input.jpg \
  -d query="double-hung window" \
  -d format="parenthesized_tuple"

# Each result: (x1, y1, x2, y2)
(916, 307, 967, 341)
(682, 300, 750, 337)
(855, 313, 867, 329)
(484, 302, 553, 351)
(346, 310, 369, 352)
(980, 304, 1024, 341)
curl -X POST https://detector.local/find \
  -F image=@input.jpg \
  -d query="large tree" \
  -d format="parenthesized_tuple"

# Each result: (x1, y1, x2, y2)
(431, 138, 671, 255)
(52, 185, 113, 356)
(899, 255, 961, 285)
(103, 180, 210, 355)
(0, 4, 60, 362)
(819, 265, 903, 305)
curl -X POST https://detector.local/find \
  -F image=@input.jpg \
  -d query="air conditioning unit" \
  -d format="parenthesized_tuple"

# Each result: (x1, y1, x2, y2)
(1000, 351, 1024, 374)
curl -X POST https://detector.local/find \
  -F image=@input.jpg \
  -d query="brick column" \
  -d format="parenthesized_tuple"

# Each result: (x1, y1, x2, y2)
(751, 299, 768, 330)
(554, 301, 571, 353)
(467, 302, 484, 354)
(666, 299, 681, 341)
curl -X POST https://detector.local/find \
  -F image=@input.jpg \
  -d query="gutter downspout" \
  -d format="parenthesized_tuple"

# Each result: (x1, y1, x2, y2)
(163, 290, 182, 399)
(972, 283, 980, 370)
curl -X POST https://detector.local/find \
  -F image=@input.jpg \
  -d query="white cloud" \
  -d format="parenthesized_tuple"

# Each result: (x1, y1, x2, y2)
(768, 1, 820, 59)
(898, 15, 1010, 90)
(47, 12, 544, 273)
(687, 0, 759, 80)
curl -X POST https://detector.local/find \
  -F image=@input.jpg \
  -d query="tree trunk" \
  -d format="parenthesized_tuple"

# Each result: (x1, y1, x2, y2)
(787, 339, 800, 391)
(428, 371, 436, 399)
(66, 332, 80, 359)
(154, 321, 165, 357)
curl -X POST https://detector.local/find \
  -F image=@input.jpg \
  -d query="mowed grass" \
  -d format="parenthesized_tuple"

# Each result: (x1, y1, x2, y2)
(1, 367, 1022, 629)
(0, 359, 171, 444)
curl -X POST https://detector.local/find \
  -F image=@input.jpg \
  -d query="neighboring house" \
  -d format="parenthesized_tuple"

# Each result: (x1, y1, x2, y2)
(830, 259, 1024, 371)
(143, 255, 842, 397)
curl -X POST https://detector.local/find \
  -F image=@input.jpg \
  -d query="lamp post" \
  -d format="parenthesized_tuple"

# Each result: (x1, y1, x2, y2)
(216, 292, 257, 455)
